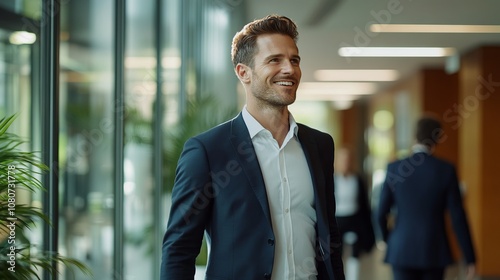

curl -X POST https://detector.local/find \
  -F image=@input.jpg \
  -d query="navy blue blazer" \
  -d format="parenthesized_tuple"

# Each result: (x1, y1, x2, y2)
(377, 152, 476, 269)
(161, 113, 345, 280)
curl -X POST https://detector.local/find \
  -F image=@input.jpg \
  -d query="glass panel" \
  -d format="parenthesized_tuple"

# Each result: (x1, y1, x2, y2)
(0, 16, 42, 278)
(0, 0, 42, 19)
(159, 0, 182, 275)
(0, 1, 25, 15)
(59, 1, 115, 279)
(0, 28, 32, 134)
(159, 1, 241, 277)
(162, 0, 181, 129)
(123, 0, 155, 278)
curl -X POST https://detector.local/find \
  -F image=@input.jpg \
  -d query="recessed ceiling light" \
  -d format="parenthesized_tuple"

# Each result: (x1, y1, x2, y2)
(314, 69, 400, 81)
(338, 47, 456, 57)
(370, 24, 500, 33)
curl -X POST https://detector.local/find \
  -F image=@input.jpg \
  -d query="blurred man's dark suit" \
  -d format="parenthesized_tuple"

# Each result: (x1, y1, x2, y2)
(377, 150, 475, 277)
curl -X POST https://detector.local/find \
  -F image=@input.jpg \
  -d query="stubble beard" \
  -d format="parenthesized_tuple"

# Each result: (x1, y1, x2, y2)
(251, 78, 297, 109)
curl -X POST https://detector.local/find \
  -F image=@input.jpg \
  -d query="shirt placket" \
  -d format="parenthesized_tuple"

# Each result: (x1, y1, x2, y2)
(279, 146, 295, 279)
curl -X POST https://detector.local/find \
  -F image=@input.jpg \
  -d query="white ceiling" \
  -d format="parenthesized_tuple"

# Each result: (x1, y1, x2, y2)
(244, 0, 500, 98)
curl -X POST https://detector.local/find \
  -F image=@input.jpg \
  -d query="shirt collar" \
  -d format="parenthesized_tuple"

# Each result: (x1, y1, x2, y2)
(412, 143, 431, 154)
(242, 105, 298, 139)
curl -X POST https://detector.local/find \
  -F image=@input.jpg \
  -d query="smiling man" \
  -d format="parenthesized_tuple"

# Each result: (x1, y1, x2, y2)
(161, 15, 345, 280)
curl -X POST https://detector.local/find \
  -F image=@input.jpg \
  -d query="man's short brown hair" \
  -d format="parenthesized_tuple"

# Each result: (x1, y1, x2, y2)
(416, 115, 443, 147)
(231, 14, 298, 68)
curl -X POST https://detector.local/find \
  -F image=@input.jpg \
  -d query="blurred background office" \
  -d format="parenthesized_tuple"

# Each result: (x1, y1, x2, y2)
(0, 0, 499, 279)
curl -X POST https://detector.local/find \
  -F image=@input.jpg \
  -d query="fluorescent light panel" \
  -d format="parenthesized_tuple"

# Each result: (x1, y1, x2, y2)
(371, 24, 500, 33)
(298, 82, 377, 98)
(331, 100, 354, 110)
(338, 47, 456, 57)
(314, 69, 400, 81)
(297, 94, 361, 102)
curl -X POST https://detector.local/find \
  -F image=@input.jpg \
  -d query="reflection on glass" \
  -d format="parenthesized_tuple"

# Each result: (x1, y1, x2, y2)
(0, 26, 38, 219)
(122, 0, 156, 278)
(0, 28, 32, 129)
(59, 1, 115, 279)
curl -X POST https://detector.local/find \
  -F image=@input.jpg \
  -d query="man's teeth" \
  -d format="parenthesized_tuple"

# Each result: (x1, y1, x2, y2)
(275, 81, 293, 86)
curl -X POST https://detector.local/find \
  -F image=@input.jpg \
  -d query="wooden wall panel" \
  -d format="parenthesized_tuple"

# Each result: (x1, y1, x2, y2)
(459, 46, 500, 276)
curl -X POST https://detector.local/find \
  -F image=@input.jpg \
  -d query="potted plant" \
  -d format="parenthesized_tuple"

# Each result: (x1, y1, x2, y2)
(0, 114, 92, 279)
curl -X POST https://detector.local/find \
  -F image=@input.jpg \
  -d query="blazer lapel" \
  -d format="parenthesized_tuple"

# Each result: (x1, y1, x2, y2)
(297, 125, 328, 216)
(229, 113, 273, 227)
(298, 125, 336, 279)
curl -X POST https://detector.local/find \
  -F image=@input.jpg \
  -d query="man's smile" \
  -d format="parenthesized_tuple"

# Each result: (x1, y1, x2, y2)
(274, 80, 295, 86)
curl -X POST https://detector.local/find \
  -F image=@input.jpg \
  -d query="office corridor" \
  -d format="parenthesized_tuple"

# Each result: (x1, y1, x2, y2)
(355, 242, 473, 280)
(356, 243, 392, 280)
(193, 242, 473, 280)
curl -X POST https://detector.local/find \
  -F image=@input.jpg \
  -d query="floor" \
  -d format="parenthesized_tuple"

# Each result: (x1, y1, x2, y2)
(349, 242, 471, 280)
(194, 241, 476, 280)
(357, 242, 392, 280)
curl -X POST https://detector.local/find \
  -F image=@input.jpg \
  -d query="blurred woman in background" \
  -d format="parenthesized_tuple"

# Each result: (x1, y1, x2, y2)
(334, 147, 375, 280)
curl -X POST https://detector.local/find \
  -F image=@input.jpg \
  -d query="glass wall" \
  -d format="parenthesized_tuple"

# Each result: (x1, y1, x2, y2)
(1, 0, 244, 279)
(0, 2, 40, 155)
(122, 0, 161, 278)
(0, 28, 33, 131)
(0, 9, 39, 213)
(0, 3, 42, 279)
(58, 0, 116, 278)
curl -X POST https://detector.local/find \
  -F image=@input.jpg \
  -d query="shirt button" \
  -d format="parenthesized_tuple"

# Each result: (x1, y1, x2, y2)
(285, 208, 289, 213)
(288, 249, 292, 254)
(283, 177, 287, 182)
(267, 238, 275, 246)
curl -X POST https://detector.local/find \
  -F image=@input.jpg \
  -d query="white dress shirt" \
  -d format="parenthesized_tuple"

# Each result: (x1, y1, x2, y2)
(242, 107, 317, 280)
(334, 174, 359, 217)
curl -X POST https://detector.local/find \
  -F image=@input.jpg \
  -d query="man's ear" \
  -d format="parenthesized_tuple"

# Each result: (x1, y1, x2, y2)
(235, 63, 251, 83)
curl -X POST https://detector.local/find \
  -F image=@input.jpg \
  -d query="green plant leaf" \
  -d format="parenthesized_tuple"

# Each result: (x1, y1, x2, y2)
(0, 114, 18, 136)
(0, 114, 93, 279)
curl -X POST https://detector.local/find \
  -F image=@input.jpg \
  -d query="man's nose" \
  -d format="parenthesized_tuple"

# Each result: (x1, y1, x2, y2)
(281, 60, 297, 74)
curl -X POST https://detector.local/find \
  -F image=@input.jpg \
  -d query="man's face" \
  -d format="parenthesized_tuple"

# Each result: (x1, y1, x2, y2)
(248, 33, 302, 107)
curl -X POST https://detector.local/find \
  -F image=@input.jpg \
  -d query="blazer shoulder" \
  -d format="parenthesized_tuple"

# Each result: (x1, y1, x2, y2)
(416, 154, 457, 172)
(388, 154, 456, 171)
(432, 155, 456, 168)
(191, 114, 239, 143)
(297, 123, 334, 143)
(386, 158, 404, 170)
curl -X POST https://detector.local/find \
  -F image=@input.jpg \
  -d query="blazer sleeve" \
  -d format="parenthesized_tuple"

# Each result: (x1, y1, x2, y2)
(161, 137, 213, 279)
(324, 136, 345, 279)
(446, 166, 476, 264)
(377, 165, 395, 242)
